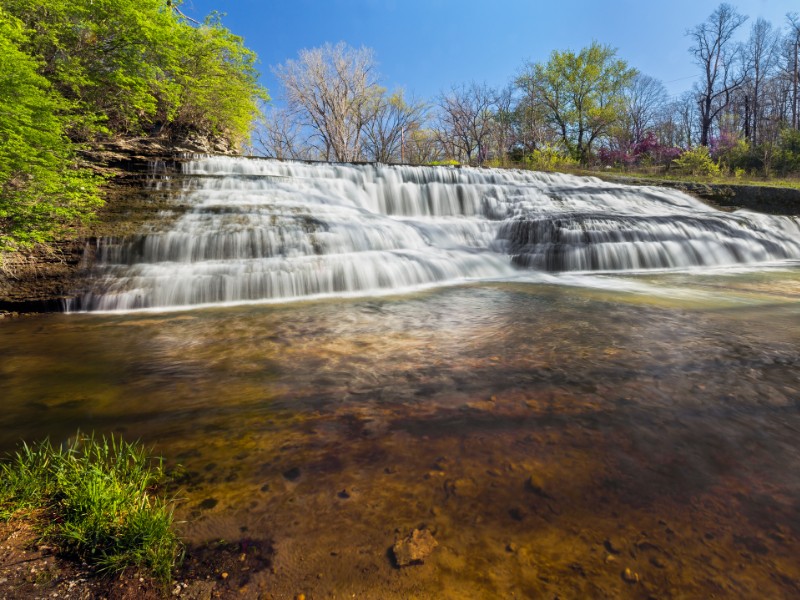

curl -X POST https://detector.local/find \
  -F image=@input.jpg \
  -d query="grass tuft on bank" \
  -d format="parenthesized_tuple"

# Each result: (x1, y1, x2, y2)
(0, 433, 182, 583)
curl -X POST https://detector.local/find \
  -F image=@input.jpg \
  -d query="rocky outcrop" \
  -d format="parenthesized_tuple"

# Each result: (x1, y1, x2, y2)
(602, 175, 800, 216)
(0, 139, 190, 313)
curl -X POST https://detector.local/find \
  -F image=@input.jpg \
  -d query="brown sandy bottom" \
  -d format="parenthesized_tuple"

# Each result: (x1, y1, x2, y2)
(1, 274, 799, 598)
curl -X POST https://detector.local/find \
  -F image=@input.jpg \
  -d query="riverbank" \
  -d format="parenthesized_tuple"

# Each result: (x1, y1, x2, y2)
(0, 139, 195, 314)
(597, 174, 800, 215)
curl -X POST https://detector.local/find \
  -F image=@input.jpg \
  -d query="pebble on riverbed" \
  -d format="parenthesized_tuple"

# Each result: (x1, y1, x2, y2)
(392, 528, 438, 567)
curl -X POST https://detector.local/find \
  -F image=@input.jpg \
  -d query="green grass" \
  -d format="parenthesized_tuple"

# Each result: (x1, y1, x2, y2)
(0, 433, 182, 583)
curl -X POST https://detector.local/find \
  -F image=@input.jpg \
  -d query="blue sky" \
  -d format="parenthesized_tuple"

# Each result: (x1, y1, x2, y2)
(181, 1, 798, 103)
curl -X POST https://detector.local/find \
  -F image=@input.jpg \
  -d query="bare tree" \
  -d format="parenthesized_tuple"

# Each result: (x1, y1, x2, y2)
(272, 42, 381, 162)
(251, 107, 306, 159)
(741, 17, 780, 144)
(623, 74, 668, 144)
(436, 82, 497, 165)
(688, 3, 748, 146)
(788, 13, 800, 129)
(489, 84, 518, 165)
(362, 90, 428, 163)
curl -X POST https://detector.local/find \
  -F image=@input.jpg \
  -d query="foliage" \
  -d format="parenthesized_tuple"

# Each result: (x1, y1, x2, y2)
(1, 0, 266, 145)
(0, 8, 103, 251)
(672, 146, 721, 176)
(0, 433, 181, 583)
(773, 128, 800, 176)
(599, 132, 683, 169)
(519, 42, 635, 164)
(710, 131, 751, 174)
(524, 147, 578, 172)
(0, 1, 266, 253)
(169, 13, 267, 146)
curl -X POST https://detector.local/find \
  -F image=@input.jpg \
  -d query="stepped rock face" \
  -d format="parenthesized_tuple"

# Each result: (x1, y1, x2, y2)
(4, 154, 800, 313)
(72, 156, 800, 312)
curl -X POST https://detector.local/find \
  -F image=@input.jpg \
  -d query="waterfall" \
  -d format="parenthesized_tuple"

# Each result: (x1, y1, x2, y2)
(72, 156, 800, 311)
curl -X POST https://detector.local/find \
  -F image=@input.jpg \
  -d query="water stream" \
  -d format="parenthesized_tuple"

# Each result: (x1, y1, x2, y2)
(3, 158, 800, 597)
(72, 157, 800, 310)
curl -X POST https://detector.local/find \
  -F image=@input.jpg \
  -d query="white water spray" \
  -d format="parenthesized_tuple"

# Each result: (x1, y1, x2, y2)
(73, 156, 800, 311)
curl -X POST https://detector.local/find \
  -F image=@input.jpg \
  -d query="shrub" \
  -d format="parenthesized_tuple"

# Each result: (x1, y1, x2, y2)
(0, 433, 182, 583)
(672, 146, 720, 176)
(525, 146, 578, 172)
(773, 128, 800, 176)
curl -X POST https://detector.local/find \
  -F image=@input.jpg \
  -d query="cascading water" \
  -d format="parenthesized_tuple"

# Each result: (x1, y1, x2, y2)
(72, 156, 800, 311)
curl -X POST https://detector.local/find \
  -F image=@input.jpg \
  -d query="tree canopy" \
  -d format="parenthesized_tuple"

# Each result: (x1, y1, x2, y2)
(0, 7, 102, 251)
(0, 0, 267, 252)
(519, 42, 635, 163)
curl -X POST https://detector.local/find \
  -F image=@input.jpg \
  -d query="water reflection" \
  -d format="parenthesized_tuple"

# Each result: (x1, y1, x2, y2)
(2, 274, 800, 597)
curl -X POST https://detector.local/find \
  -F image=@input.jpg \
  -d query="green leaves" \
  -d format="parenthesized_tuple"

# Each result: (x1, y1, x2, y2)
(0, 7, 103, 251)
(521, 42, 635, 163)
(0, 1, 267, 252)
(0, 432, 182, 582)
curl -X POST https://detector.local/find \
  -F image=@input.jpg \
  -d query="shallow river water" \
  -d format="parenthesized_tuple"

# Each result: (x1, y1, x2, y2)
(2, 269, 800, 598)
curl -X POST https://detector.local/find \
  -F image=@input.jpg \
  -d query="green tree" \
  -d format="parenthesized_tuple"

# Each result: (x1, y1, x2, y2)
(0, 8, 102, 252)
(2, 0, 267, 147)
(518, 42, 635, 163)
(169, 14, 267, 147)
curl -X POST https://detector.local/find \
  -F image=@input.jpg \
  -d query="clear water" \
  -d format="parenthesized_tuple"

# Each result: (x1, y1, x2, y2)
(7, 159, 800, 596)
(3, 270, 800, 598)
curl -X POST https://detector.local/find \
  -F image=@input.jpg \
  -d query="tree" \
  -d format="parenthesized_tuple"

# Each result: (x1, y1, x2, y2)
(168, 14, 266, 148)
(688, 3, 748, 146)
(0, 1, 266, 256)
(489, 85, 518, 165)
(251, 106, 305, 159)
(512, 69, 556, 156)
(788, 13, 800, 129)
(741, 18, 779, 144)
(519, 42, 635, 163)
(0, 8, 102, 252)
(362, 90, 427, 163)
(2, 0, 266, 147)
(273, 42, 381, 162)
(622, 74, 668, 145)
(435, 82, 497, 165)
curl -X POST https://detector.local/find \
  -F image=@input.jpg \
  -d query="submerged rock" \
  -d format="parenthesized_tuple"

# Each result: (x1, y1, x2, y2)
(392, 528, 438, 567)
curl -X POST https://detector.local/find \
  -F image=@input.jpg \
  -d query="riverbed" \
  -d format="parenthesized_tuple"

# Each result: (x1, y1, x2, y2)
(2, 269, 799, 598)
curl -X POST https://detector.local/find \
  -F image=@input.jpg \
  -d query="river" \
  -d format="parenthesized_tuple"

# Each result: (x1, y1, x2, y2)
(1, 158, 799, 597)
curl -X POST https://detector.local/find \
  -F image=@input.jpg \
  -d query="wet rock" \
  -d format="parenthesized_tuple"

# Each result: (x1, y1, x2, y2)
(182, 580, 215, 600)
(282, 467, 301, 481)
(392, 528, 438, 567)
(622, 567, 640, 583)
(526, 474, 552, 499)
(433, 457, 450, 471)
(509, 507, 527, 521)
(446, 477, 478, 499)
